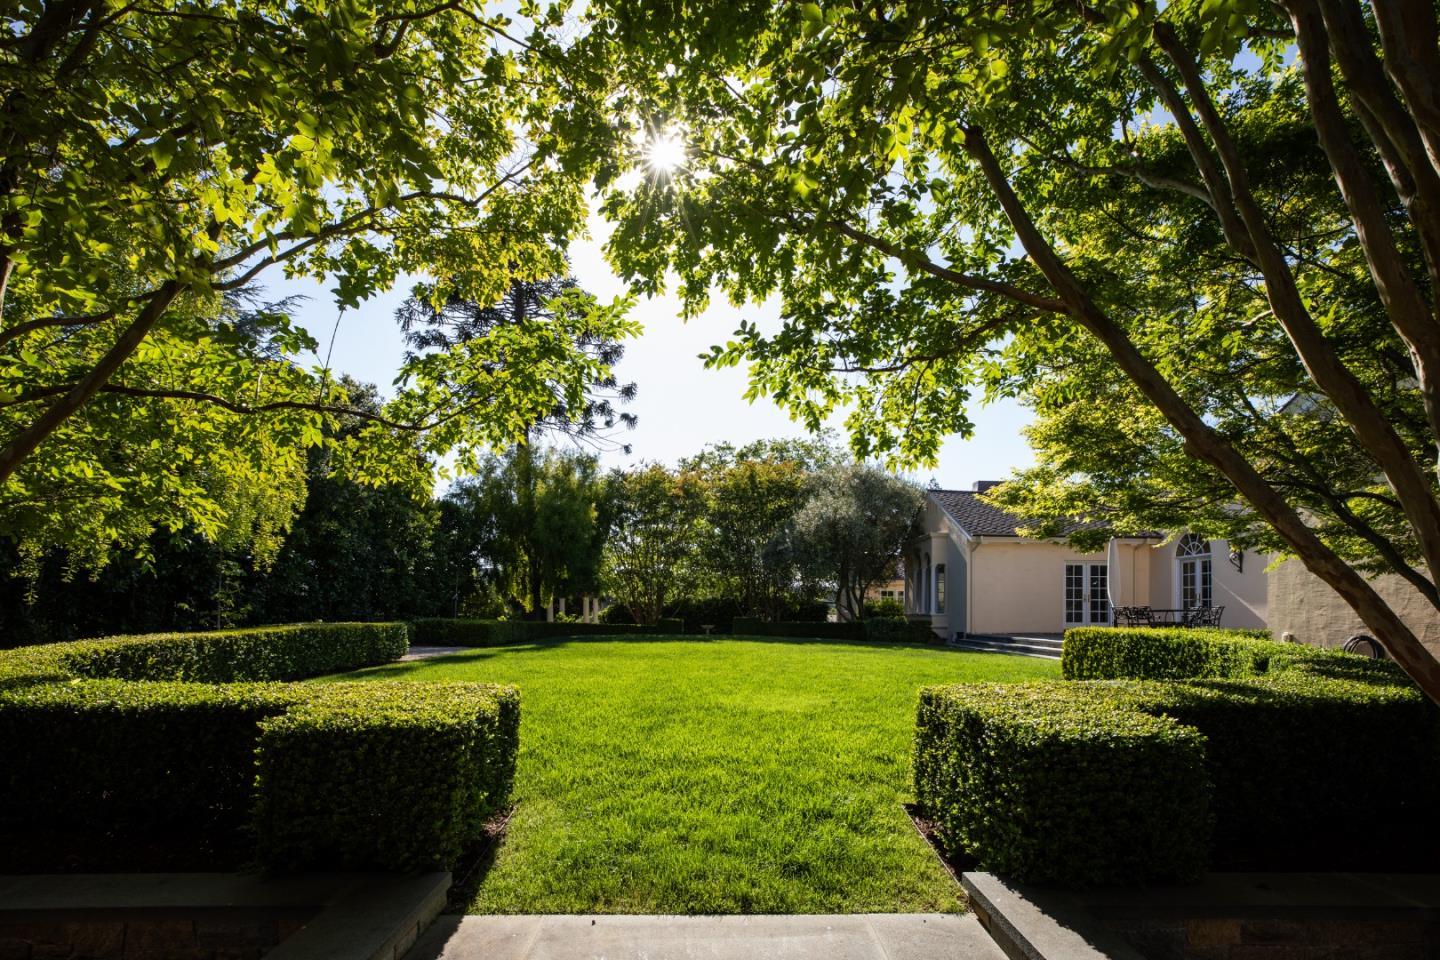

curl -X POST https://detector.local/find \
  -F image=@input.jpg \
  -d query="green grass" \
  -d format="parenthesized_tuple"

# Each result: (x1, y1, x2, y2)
(333, 636, 1058, 914)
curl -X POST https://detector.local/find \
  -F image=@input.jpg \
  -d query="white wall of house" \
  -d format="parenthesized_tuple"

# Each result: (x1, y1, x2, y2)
(968, 540, 1110, 635)
(1268, 560, 1440, 655)
(1141, 538, 1267, 630)
(903, 499, 966, 638)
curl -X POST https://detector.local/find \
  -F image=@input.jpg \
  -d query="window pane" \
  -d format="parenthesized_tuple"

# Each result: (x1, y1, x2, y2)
(1089, 565, 1108, 623)
(935, 565, 946, 614)
(1065, 564, 1084, 623)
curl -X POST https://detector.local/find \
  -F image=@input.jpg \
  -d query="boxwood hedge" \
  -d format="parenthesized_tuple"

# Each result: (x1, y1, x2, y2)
(1061, 626, 1279, 680)
(917, 632, 1439, 886)
(914, 682, 1212, 886)
(0, 622, 519, 872)
(255, 682, 519, 871)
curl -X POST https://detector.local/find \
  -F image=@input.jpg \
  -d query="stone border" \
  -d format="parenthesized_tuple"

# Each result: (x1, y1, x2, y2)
(962, 871, 1440, 960)
(0, 871, 450, 960)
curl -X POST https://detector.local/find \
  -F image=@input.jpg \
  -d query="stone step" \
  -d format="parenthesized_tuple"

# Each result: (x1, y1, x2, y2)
(406, 913, 1009, 960)
(949, 636, 1064, 660)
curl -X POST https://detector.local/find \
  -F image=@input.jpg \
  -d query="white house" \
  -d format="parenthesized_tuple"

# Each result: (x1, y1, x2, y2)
(903, 482, 1270, 639)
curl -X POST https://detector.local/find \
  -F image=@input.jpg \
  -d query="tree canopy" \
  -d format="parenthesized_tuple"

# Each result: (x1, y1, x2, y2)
(0, 0, 632, 568)
(572, 0, 1440, 700)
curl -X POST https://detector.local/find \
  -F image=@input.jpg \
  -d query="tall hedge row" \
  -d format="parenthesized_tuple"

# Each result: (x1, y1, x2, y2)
(0, 622, 519, 872)
(916, 628, 1439, 886)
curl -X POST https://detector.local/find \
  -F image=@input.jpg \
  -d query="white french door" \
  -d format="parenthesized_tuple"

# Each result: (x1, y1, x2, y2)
(1064, 563, 1110, 625)
(1178, 556, 1213, 609)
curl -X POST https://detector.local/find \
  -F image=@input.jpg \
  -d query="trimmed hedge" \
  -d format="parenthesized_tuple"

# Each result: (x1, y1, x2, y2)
(0, 622, 519, 872)
(1140, 674, 1439, 868)
(56, 622, 409, 682)
(732, 618, 866, 641)
(1062, 626, 1277, 680)
(732, 617, 938, 644)
(0, 679, 296, 840)
(255, 681, 519, 870)
(409, 618, 665, 647)
(1062, 626, 1413, 686)
(916, 645, 1439, 886)
(915, 682, 1212, 887)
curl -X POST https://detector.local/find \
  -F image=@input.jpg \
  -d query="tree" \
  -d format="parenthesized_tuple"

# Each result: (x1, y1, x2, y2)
(602, 464, 704, 625)
(790, 465, 921, 622)
(578, 0, 1440, 701)
(397, 275, 638, 448)
(0, 0, 630, 568)
(444, 445, 612, 616)
(677, 441, 833, 619)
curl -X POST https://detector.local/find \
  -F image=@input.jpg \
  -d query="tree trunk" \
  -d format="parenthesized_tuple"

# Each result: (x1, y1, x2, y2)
(1289, 0, 1440, 477)
(964, 126, 1440, 704)
(1152, 23, 1440, 594)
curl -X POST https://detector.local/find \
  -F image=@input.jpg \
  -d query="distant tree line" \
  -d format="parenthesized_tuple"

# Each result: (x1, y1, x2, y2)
(0, 434, 921, 645)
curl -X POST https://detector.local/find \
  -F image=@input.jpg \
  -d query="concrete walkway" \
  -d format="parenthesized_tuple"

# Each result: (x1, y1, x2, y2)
(407, 914, 1006, 960)
(400, 646, 473, 661)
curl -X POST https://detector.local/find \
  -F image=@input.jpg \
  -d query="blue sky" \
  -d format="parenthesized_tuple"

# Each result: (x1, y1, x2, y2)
(262, 207, 1037, 490)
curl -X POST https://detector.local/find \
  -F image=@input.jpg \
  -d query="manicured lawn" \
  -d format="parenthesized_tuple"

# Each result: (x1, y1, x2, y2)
(334, 637, 1058, 914)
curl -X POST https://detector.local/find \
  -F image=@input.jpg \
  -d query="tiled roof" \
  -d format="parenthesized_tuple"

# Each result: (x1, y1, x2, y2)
(930, 489, 1155, 539)
(931, 489, 1025, 537)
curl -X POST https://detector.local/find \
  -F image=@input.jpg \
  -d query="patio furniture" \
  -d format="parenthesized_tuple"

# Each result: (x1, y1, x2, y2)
(1181, 605, 1225, 628)
(1113, 605, 1155, 627)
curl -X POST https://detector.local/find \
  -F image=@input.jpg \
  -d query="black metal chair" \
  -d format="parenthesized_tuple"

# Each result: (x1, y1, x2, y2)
(1113, 605, 1155, 627)
(1182, 605, 1224, 628)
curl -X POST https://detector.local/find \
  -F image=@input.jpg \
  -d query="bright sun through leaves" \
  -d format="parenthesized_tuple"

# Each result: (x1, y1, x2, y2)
(643, 129, 687, 174)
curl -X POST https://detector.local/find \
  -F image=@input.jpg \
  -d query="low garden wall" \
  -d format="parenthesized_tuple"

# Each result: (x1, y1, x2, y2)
(0, 623, 519, 873)
(915, 627, 1440, 886)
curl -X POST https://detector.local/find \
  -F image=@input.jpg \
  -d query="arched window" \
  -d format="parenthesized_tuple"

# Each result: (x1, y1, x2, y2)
(1177, 533, 1210, 557)
(1176, 534, 1213, 608)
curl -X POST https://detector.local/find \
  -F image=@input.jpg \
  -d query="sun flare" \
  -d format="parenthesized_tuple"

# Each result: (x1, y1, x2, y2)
(643, 129, 687, 174)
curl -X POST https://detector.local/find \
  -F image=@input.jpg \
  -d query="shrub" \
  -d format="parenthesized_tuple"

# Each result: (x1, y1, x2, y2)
(0, 623, 519, 873)
(255, 682, 520, 871)
(916, 646, 1439, 885)
(599, 602, 636, 624)
(55, 622, 409, 683)
(408, 618, 662, 646)
(662, 597, 744, 633)
(657, 617, 685, 634)
(862, 616, 923, 643)
(0, 680, 296, 843)
(784, 598, 831, 622)
(731, 618, 866, 641)
(1063, 626, 1283, 680)
(1138, 674, 1440, 869)
(863, 597, 905, 618)
(914, 682, 1212, 887)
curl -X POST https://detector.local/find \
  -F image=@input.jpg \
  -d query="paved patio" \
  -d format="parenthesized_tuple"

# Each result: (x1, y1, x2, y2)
(407, 914, 1005, 960)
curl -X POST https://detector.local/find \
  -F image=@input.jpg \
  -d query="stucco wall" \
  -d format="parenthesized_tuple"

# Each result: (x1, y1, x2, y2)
(1212, 544, 1268, 629)
(1268, 559, 1440, 655)
(969, 540, 1109, 634)
(1140, 539, 1268, 630)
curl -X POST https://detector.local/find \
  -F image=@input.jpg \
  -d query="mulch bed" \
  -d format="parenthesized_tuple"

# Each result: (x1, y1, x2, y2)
(903, 802, 976, 888)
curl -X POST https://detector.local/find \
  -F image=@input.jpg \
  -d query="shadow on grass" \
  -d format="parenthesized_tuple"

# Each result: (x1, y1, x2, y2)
(444, 809, 509, 912)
